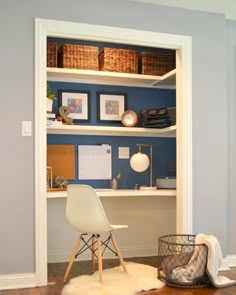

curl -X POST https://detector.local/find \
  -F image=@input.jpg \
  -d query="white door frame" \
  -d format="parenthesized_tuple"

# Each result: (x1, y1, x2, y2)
(35, 18, 192, 286)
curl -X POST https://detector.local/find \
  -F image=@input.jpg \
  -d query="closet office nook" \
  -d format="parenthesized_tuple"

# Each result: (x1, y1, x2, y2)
(35, 19, 192, 285)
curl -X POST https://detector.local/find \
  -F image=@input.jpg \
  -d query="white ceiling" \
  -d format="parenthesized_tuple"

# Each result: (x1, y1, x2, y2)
(129, 0, 236, 20)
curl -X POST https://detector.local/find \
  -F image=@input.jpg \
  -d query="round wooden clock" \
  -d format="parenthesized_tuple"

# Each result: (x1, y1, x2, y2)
(121, 110, 138, 127)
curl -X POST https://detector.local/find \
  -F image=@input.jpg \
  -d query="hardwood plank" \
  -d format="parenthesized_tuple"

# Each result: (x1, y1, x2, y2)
(0, 257, 236, 295)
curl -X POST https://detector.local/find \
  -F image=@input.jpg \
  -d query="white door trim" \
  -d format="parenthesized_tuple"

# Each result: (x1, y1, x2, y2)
(35, 18, 192, 286)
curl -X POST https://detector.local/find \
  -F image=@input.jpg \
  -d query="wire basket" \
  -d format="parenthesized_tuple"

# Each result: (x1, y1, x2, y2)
(158, 234, 211, 288)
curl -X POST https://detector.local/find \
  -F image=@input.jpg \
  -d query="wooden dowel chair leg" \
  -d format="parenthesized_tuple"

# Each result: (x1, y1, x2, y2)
(111, 234, 128, 273)
(91, 235, 96, 273)
(64, 235, 82, 282)
(97, 236, 103, 283)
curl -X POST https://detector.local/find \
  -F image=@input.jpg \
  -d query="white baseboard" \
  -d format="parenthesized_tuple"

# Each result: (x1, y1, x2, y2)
(219, 255, 236, 271)
(220, 259, 231, 271)
(48, 246, 158, 263)
(225, 255, 236, 267)
(0, 273, 36, 290)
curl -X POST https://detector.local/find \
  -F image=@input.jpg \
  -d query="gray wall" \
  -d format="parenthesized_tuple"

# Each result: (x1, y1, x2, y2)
(0, 0, 234, 275)
(226, 20, 236, 256)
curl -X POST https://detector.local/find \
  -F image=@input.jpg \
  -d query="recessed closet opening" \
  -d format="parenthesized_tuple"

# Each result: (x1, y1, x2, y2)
(35, 19, 192, 286)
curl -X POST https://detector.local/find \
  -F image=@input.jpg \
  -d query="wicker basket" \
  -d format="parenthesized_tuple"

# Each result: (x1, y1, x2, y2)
(140, 51, 175, 76)
(47, 43, 58, 67)
(58, 44, 99, 70)
(99, 47, 138, 74)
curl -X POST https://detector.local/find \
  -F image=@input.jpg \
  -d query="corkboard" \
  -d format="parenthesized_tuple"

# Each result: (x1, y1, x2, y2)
(47, 144, 75, 179)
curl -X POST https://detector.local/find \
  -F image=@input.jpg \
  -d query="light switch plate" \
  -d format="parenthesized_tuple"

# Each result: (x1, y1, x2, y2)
(22, 121, 32, 136)
(118, 147, 130, 159)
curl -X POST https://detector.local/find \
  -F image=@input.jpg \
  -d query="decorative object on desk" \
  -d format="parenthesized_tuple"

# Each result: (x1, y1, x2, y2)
(47, 166, 53, 189)
(58, 106, 73, 125)
(130, 144, 155, 189)
(111, 172, 121, 189)
(58, 89, 90, 122)
(156, 176, 176, 189)
(121, 110, 138, 127)
(47, 85, 56, 113)
(134, 184, 140, 190)
(55, 175, 67, 189)
(97, 92, 127, 122)
(62, 262, 164, 295)
(139, 185, 157, 190)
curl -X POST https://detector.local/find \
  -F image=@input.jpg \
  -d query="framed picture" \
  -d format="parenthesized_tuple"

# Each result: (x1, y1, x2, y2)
(58, 89, 90, 122)
(97, 92, 127, 122)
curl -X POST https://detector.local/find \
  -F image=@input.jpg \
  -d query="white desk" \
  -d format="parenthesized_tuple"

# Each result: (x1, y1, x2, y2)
(47, 189, 176, 199)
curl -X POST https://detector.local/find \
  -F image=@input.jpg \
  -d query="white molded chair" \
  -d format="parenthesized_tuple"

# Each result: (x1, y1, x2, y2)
(64, 184, 128, 283)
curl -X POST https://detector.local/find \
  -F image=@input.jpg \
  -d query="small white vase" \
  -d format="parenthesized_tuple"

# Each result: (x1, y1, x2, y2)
(47, 98, 53, 112)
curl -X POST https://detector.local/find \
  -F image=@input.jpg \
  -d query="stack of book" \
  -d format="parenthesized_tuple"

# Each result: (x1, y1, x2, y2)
(47, 113, 62, 126)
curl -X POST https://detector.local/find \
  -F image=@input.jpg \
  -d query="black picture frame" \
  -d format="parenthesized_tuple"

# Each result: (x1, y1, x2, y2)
(97, 92, 127, 123)
(58, 89, 90, 122)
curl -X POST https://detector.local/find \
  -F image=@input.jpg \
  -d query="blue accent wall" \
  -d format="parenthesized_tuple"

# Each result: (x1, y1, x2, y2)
(47, 82, 176, 189)
(48, 81, 176, 127)
(47, 135, 176, 189)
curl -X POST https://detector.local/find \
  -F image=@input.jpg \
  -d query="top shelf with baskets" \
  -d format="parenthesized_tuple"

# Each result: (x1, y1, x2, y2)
(47, 67, 176, 89)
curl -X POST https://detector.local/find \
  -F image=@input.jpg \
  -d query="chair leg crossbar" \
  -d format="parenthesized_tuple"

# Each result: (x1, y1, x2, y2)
(74, 233, 117, 259)
(64, 232, 127, 283)
(75, 235, 97, 258)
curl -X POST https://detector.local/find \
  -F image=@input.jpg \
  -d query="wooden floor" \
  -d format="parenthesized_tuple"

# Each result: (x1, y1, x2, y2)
(1, 257, 236, 295)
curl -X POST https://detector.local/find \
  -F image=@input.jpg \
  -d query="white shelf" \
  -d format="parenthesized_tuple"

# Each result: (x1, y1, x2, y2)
(47, 124, 176, 137)
(47, 189, 176, 199)
(47, 67, 176, 137)
(153, 69, 176, 89)
(47, 67, 176, 89)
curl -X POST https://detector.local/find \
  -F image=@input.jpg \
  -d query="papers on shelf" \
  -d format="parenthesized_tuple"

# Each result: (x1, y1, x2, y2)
(47, 112, 56, 119)
(47, 120, 62, 126)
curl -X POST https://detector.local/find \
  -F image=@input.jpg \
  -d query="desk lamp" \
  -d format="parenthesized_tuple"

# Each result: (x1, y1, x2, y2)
(130, 144, 155, 189)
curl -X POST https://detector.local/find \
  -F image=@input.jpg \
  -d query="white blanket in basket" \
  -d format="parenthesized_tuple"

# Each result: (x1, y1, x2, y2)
(171, 233, 236, 288)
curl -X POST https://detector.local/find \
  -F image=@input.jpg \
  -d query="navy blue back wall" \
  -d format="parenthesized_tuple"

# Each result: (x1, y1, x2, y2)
(48, 81, 176, 127)
(47, 135, 176, 189)
(47, 82, 176, 189)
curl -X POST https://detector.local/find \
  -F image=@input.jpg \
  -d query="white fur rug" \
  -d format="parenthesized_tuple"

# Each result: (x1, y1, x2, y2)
(62, 262, 165, 295)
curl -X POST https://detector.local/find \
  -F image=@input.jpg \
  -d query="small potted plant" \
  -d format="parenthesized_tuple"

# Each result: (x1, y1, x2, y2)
(47, 85, 56, 112)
